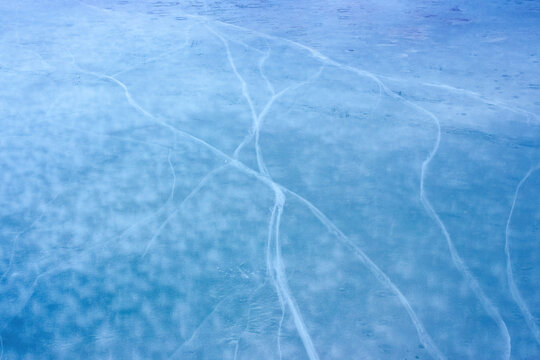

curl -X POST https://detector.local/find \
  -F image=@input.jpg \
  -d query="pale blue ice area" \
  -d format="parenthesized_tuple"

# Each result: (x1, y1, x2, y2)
(1, 0, 540, 359)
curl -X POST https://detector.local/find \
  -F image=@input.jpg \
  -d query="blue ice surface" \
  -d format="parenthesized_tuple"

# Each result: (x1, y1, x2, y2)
(0, 0, 539, 359)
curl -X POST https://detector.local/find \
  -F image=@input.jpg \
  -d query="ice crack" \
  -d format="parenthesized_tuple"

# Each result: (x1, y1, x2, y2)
(505, 165, 540, 346)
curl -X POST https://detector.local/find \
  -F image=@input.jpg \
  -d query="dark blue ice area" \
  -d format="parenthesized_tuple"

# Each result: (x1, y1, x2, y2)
(1, 1, 539, 359)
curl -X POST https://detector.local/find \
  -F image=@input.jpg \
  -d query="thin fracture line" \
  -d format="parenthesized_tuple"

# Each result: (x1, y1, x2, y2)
(142, 164, 228, 257)
(505, 165, 540, 345)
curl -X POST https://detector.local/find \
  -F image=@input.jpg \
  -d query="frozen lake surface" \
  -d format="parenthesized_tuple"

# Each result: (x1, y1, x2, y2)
(1, 1, 539, 359)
